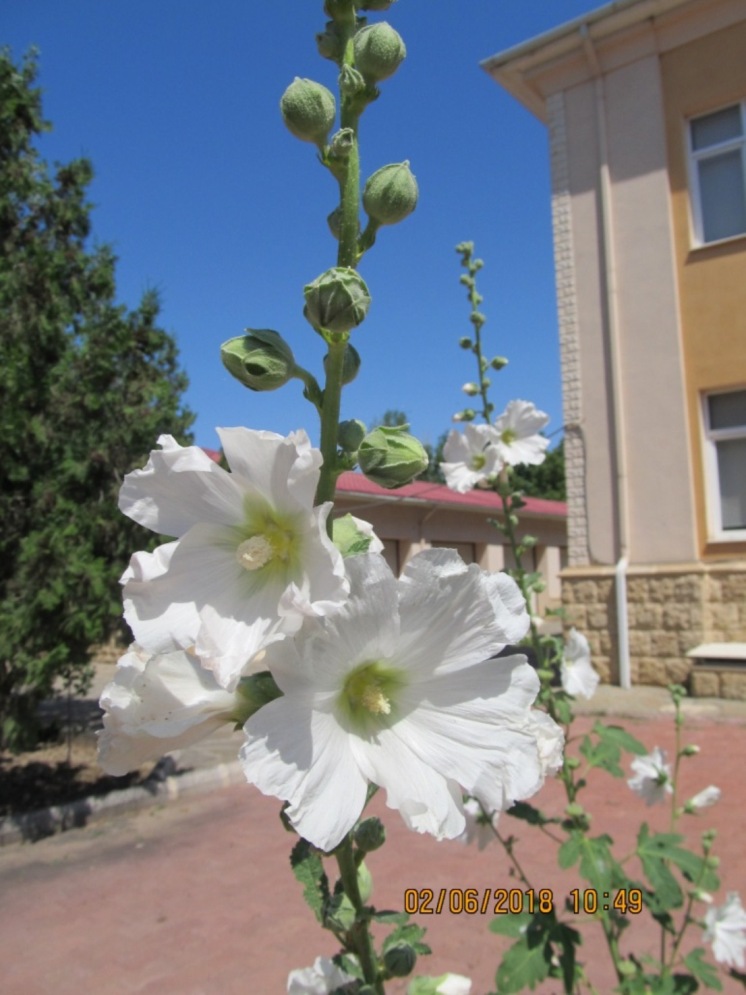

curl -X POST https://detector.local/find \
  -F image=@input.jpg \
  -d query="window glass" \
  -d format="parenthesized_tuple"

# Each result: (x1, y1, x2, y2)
(716, 438, 746, 530)
(709, 389, 746, 430)
(698, 151, 746, 242)
(691, 105, 742, 150)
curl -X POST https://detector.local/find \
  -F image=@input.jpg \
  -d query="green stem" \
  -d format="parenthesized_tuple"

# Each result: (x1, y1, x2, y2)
(335, 834, 383, 992)
(313, 6, 362, 516)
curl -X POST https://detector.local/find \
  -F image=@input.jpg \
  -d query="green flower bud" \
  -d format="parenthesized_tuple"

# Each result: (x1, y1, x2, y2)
(316, 20, 345, 63)
(232, 671, 283, 725)
(221, 329, 296, 392)
(332, 512, 380, 556)
(354, 816, 386, 852)
(491, 355, 509, 370)
(453, 409, 476, 422)
(357, 860, 373, 903)
(327, 206, 343, 241)
(304, 267, 371, 336)
(339, 64, 367, 100)
(353, 23, 406, 84)
(329, 127, 355, 161)
(383, 943, 417, 978)
(324, 342, 362, 385)
(459, 337, 472, 349)
(280, 77, 336, 147)
(356, 0, 397, 10)
(358, 425, 428, 489)
(461, 382, 479, 396)
(337, 419, 367, 453)
(363, 162, 418, 227)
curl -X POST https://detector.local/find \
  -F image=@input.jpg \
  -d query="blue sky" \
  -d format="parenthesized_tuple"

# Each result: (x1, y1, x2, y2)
(5, 0, 602, 453)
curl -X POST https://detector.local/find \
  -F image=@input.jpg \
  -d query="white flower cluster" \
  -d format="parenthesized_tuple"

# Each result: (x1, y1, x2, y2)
(441, 400, 550, 493)
(99, 428, 563, 852)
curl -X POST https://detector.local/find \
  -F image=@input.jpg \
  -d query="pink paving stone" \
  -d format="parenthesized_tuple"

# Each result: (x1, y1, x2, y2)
(0, 714, 744, 995)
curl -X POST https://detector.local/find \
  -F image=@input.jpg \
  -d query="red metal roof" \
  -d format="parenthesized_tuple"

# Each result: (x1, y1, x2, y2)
(335, 471, 566, 518)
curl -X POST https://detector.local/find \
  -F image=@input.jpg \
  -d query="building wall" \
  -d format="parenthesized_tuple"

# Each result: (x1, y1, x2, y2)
(661, 20, 746, 559)
(557, 39, 697, 568)
(333, 497, 567, 617)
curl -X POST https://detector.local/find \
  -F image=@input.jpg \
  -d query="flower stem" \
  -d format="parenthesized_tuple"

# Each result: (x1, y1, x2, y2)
(335, 834, 383, 992)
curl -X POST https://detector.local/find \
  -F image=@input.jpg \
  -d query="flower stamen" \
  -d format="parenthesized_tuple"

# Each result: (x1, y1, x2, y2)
(236, 535, 274, 571)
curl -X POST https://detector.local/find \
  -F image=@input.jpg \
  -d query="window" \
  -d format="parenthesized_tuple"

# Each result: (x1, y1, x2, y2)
(688, 103, 746, 245)
(703, 389, 746, 540)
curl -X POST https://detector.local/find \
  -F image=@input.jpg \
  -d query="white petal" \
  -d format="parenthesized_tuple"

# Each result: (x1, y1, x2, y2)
(119, 436, 245, 536)
(98, 646, 238, 775)
(241, 697, 368, 852)
(217, 427, 321, 513)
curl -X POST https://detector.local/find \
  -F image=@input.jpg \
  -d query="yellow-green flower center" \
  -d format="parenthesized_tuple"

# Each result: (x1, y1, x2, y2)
(471, 453, 486, 471)
(337, 661, 407, 733)
(500, 428, 517, 445)
(234, 499, 301, 579)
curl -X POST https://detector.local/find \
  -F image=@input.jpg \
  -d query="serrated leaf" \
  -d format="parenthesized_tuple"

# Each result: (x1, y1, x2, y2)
(559, 833, 582, 870)
(325, 891, 356, 931)
(383, 922, 430, 956)
(578, 834, 620, 891)
(592, 721, 648, 755)
(490, 911, 532, 938)
(637, 824, 719, 900)
(579, 734, 625, 777)
(290, 839, 329, 925)
(372, 910, 410, 925)
(495, 931, 552, 993)
(684, 948, 722, 991)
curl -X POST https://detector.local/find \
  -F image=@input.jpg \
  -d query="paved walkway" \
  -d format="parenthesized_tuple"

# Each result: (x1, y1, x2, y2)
(1, 673, 745, 994)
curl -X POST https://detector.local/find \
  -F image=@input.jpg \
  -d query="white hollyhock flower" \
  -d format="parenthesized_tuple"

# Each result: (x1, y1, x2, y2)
(560, 628, 600, 700)
(490, 399, 549, 467)
(98, 645, 242, 775)
(240, 549, 562, 852)
(287, 956, 356, 994)
(119, 429, 347, 688)
(458, 797, 497, 850)
(434, 975, 472, 995)
(440, 424, 503, 493)
(687, 785, 721, 812)
(627, 747, 673, 806)
(704, 892, 746, 969)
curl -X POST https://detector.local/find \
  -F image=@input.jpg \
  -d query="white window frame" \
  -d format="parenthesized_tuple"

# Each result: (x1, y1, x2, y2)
(687, 102, 746, 247)
(701, 388, 746, 543)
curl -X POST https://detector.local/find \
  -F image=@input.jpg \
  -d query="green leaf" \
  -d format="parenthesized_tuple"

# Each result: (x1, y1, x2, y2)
(495, 922, 552, 993)
(289, 839, 329, 925)
(490, 911, 533, 939)
(549, 921, 581, 992)
(636, 824, 719, 906)
(684, 948, 722, 991)
(578, 834, 620, 891)
(372, 910, 410, 925)
(558, 833, 582, 870)
(579, 733, 625, 778)
(383, 922, 430, 956)
(508, 801, 559, 827)
(592, 721, 648, 756)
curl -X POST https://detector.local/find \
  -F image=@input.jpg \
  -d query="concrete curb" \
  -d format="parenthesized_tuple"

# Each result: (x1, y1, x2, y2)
(0, 760, 244, 847)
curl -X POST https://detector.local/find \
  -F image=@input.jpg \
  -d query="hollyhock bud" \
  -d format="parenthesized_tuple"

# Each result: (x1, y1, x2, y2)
(358, 425, 428, 488)
(316, 20, 345, 63)
(354, 816, 386, 852)
(356, 0, 397, 10)
(324, 342, 362, 385)
(353, 22, 406, 83)
(221, 329, 296, 391)
(363, 161, 418, 227)
(280, 78, 336, 147)
(337, 419, 367, 453)
(491, 356, 509, 370)
(383, 943, 417, 977)
(304, 267, 371, 336)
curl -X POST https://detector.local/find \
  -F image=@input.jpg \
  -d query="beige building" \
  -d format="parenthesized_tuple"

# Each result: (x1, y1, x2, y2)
(334, 472, 567, 619)
(484, 0, 746, 694)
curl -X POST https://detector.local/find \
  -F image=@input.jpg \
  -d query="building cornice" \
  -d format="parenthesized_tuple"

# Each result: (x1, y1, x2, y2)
(481, 0, 745, 120)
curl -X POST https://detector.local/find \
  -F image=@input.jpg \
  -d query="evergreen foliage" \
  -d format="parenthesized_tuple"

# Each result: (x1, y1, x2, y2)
(0, 50, 194, 750)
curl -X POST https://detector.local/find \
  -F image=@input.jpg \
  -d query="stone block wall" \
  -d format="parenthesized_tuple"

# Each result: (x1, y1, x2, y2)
(562, 561, 746, 697)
